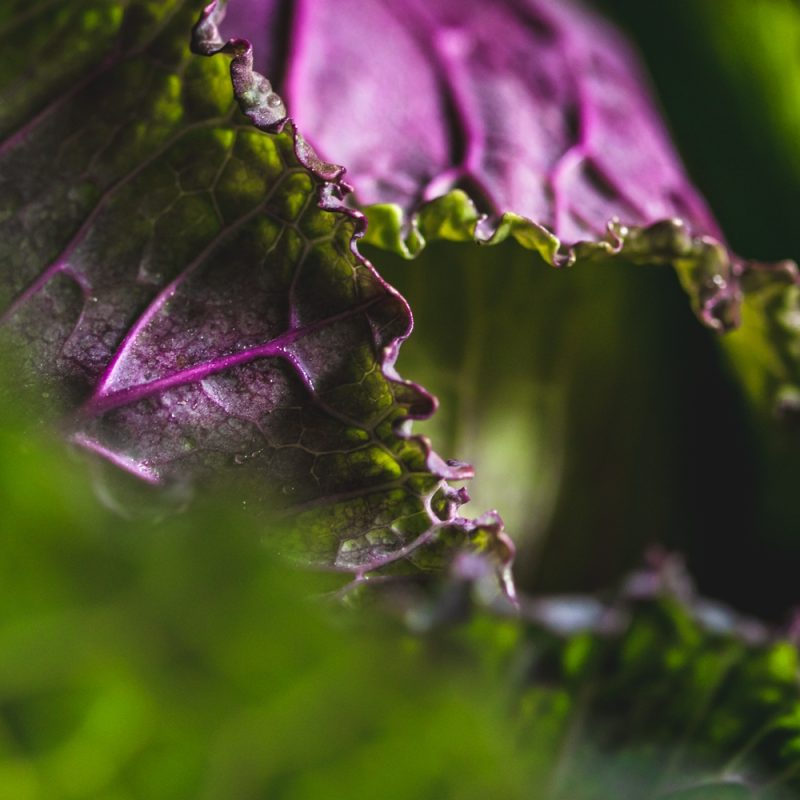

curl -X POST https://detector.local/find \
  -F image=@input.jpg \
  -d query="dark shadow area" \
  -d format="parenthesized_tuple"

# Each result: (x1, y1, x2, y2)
(367, 238, 798, 620)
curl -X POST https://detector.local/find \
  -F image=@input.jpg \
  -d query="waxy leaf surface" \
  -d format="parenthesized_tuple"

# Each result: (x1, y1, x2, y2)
(0, 1, 513, 584)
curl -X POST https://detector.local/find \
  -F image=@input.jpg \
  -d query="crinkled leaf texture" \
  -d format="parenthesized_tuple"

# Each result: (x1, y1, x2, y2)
(0, 1, 514, 589)
(220, 0, 800, 410)
(222, 0, 719, 242)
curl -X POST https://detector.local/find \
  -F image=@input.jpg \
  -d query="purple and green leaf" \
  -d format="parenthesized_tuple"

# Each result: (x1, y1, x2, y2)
(216, 0, 798, 344)
(0, 0, 513, 588)
(1, 0, 799, 602)
(195, 0, 800, 582)
(2, 0, 800, 791)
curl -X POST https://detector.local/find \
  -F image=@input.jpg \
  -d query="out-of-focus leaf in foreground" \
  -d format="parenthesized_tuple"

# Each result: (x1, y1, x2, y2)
(0, 1, 512, 586)
(0, 402, 527, 800)
(2, 403, 800, 798)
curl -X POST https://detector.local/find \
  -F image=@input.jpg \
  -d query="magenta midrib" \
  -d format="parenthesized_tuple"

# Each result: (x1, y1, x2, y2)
(91, 164, 302, 398)
(82, 296, 382, 417)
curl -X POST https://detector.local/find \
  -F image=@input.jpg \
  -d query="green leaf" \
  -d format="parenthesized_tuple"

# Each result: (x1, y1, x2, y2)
(512, 567, 800, 799)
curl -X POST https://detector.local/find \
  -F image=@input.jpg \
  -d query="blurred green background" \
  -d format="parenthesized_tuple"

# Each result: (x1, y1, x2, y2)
(595, 0, 800, 614)
(4, 398, 800, 798)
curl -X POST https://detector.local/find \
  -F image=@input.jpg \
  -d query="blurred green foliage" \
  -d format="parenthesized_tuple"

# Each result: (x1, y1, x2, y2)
(2, 400, 800, 798)
(0, 405, 534, 799)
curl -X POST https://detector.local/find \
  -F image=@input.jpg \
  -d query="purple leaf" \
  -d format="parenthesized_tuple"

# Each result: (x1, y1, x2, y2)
(220, 0, 719, 242)
(214, 0, 800, 339)
(0, 1, 514, 590)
